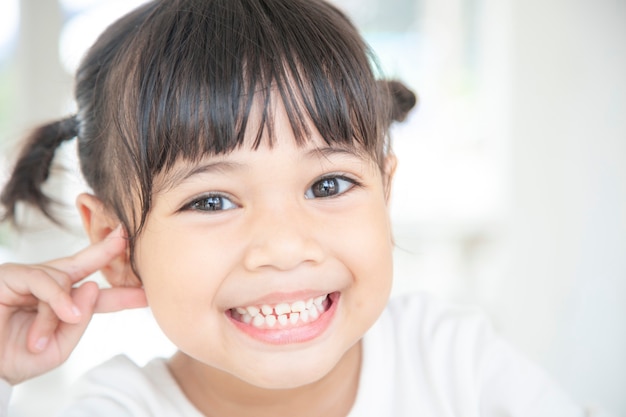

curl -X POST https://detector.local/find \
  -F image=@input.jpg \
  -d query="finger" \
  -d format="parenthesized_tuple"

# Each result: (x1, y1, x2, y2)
(27, 301, 61, 353)
(2, 266, 82, 324)
(46, 225, 126, 283)
(94, 287, 148, 313)
(47, 282, 100, 362)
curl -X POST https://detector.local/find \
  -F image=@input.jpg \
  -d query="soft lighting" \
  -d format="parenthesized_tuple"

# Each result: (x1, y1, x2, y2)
(59, 0, 149, 74)
(0, 0, 19, 58)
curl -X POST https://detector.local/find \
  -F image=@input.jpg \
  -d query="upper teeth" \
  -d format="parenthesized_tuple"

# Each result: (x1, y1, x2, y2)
(234, 294, 327, 318)
(232, 294, 329, 328)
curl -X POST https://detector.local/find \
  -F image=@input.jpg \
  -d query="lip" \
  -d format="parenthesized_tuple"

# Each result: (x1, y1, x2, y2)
(226, 292, 340, 345)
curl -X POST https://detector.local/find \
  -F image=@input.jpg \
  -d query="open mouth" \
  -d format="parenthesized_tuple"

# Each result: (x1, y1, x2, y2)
(229, 292, 336, 330)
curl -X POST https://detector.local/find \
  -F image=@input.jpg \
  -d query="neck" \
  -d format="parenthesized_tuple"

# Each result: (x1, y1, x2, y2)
(168, 342, 362, 417)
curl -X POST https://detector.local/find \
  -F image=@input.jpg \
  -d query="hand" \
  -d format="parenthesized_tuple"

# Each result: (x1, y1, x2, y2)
(0, 226, 148, 385)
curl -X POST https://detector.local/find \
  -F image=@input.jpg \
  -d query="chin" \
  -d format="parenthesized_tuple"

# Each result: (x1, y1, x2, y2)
(243, 356, 339, 390)
(248, 364, 333, 390)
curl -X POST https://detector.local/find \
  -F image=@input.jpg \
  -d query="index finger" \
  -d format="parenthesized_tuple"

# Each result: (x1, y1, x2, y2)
(46, 225, 127, 283)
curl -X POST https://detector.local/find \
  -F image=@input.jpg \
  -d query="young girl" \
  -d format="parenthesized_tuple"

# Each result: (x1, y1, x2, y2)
(0, 0, 592, 415)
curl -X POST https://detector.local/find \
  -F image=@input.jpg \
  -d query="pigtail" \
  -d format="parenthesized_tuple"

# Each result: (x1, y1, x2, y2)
(1, 115, 78, 226)
(381, 80, 418, 123)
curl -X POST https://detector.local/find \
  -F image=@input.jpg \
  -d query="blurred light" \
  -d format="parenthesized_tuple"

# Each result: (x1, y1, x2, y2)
(59, 0, 149, 74)
(59, 0, 104, 14)
(0, 0, 19, 59)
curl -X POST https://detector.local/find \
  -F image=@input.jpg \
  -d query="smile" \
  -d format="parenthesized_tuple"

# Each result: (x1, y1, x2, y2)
(230, 294, 330, 329)
(227, 292, 339, 344)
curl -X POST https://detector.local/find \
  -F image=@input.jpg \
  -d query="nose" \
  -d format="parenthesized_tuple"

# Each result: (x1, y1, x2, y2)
(243, 204, 325, 271)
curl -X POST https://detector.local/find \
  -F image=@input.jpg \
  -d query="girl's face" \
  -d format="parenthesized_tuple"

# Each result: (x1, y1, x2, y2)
(133, 98, 395, 389)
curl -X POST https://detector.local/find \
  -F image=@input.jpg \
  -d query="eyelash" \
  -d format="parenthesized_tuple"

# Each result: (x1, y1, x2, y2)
(182, 174, 361, 213)
(304, 174, 361, 199)
(183, 193, 238, 213)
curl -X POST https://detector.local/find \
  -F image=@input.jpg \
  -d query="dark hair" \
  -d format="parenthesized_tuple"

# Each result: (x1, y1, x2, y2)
(1, 0, 416, 271)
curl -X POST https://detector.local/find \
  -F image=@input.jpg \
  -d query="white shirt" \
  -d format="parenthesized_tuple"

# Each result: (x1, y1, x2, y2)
(2, 294, 599, 416)
(349, 294, 585, 416)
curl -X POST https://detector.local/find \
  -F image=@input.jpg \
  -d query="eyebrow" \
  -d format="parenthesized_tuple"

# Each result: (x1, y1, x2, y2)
(155, 160, 244, 194)
(156, 145, 369, 193)
(305, 145, 369, 161)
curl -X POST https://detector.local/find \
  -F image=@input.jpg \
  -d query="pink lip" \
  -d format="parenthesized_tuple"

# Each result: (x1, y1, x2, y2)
(227, 292, 340, 345)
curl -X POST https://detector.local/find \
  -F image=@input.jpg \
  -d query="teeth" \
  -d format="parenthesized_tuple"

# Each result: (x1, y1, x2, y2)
(232, 294, 331, 329)
(246, 306, 260, 317)
(265, 314, 277, 327)
(275, 303, 291, 316)
(252, 314, 265, 327)
(300, 310, 309, 323)
(314, 295, 327, 306)
(291, 300, 306, 313)
(289, 312, 300, 324)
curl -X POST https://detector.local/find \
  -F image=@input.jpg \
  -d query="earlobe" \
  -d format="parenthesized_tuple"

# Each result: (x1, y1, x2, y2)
(76, 193, 141, 288)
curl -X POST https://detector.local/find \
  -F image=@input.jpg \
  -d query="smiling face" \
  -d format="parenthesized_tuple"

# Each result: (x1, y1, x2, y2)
(132, 98, 395, 390)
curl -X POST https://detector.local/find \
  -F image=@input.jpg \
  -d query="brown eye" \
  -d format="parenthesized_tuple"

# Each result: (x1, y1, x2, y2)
(313, 178, 338, 197)
(188, 195, 237, 212)
(305, 176, 356, 199)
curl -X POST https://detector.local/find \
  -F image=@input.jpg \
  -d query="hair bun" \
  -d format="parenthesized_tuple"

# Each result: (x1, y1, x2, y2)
(385, 80, 417, 122)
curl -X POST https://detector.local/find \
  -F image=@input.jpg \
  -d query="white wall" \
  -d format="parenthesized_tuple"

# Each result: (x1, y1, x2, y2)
(392, 1, 626, 413)
(505, 0, 626, 411)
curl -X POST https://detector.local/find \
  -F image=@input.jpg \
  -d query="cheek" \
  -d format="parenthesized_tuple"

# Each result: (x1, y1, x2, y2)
(334, 199, 394, 300)
(321, 198, 393, 354)
(133, 226, 234, 338)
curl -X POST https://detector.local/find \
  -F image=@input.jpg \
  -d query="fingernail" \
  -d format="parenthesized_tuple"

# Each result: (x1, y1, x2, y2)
(35, 337, 48, 352)
(71, 305, 82, 318)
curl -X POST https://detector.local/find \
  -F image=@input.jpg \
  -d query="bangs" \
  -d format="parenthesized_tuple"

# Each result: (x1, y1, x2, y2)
(108, 0, 387, 177)
(82, 0, 392, 239)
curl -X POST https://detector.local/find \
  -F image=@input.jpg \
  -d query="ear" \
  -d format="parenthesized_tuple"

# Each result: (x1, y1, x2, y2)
(383, 153, 398, 204)
(76, 193, 141, 288)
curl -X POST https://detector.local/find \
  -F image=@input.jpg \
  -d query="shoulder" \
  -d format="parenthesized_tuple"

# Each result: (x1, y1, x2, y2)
(0, 378, 11, 415)
(362, 293, 586, 417)
(381, 292, 494, 358)
(76, 355, 174, 390)
(355, 293, 499, 415)
(59, 355, 202, 417)
(385, 292, 488, 325)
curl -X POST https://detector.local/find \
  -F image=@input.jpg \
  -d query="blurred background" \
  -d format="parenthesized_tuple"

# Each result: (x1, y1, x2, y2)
(0, 0, 624, 415)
